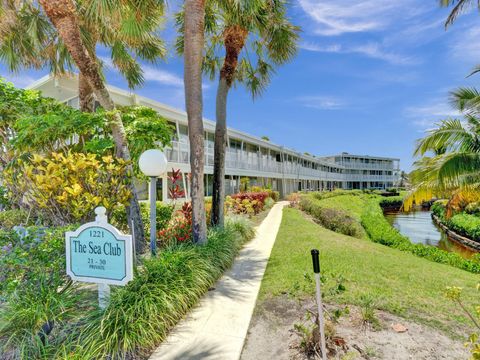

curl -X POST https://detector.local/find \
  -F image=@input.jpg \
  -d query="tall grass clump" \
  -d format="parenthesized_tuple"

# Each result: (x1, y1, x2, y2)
(55, 219, 254, 359)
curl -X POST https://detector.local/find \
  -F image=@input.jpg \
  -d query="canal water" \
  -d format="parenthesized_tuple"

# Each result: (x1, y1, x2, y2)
(384, 210, 475, 258)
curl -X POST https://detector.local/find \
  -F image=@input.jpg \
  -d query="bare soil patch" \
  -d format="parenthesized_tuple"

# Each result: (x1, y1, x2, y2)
(241, 296, 469, 360)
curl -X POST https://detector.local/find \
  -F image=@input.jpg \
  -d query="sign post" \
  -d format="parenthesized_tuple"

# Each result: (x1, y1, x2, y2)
(311, 249, 327, 360)
(66, 207, 133, 309)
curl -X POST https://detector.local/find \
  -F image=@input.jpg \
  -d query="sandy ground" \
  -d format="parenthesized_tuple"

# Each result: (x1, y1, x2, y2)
(241, 296, 469, 360)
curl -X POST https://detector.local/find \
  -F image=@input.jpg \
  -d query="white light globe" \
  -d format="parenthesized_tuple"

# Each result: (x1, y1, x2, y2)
(138, 149, 168, 177)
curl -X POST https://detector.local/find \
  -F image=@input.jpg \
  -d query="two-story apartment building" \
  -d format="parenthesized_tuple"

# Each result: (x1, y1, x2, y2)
(27, 75, 400, 200)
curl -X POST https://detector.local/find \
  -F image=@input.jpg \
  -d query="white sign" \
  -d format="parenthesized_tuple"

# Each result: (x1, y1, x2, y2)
(65, 207, 133, 286)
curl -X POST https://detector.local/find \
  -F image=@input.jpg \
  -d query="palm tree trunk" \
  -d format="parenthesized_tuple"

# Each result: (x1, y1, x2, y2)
(211, 77, 228, 227)
(78, 72, 95, 113)
(184, 0, 207, 243)
(211, 25, 248, 227)
(39, 0, 145, 253)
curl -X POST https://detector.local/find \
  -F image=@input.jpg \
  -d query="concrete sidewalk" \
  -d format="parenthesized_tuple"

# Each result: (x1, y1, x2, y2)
(149, 201, 288, 360)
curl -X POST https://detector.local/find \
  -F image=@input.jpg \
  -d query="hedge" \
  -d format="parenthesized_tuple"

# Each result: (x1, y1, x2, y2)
(432, 200, 480, 242)
(300, 195, 365, 238)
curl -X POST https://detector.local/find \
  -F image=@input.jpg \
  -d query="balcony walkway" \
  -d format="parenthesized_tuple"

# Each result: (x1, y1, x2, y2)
(149, 201, 289, 360)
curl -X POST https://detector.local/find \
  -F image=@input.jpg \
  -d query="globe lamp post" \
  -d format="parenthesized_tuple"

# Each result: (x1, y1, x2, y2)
(139, 149, 168, 256)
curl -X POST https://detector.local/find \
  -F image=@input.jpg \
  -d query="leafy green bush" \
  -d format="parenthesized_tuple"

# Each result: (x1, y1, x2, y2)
(378, 196, 404, 209)
(111, 201, 174, 235)
(448, 213, 480, 241)
(361, 201, 480, 274)
(0, 226, 73, 296)
(300, 195, 365, 238)
(3, 152, 132, 225)
(0, 209, 30, 229)
(432, 200, 480, 241)
(431, 200, 448, 219)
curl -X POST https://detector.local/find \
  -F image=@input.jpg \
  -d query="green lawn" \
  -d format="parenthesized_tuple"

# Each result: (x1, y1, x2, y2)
(259, 207, 479, 338)
(311, 194, 366, 220)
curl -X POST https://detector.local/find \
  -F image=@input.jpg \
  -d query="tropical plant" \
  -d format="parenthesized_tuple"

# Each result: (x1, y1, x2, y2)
(404, 88, 480, 212)
(168, 168, 186, 203)
(2, 152, 132, 225)
(182, 0, 208, 244)
(0, 0, 166, 112)
(177, 0, 299, 227)
(440, 1, 477, 26)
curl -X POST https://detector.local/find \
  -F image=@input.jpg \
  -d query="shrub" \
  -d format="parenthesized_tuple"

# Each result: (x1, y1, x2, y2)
(158, 203, 192, 246)
(0, 225, 73, 297)
(3, 152, 132, 225)
(240, 177, 250, 192)
(226, 191, 269, 216)
(110, 201, 174, 235)
(432, 200, 480, 241)
(0, 209, 31, 230)
(431, 200, 448, 219)
(300, 195, 365, 238)
(448, 213, 480, 242)
(251, 186, 279, 201)
(287, 192, 301, 207)
(264, 197, 275, 209)
(378, 196, 403, 209)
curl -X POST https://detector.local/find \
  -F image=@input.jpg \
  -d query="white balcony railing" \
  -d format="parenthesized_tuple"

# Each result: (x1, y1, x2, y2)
(166, 141, 398, 183)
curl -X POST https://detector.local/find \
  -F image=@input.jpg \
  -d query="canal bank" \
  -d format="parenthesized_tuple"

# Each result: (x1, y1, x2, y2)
(384, 210, 475, 258)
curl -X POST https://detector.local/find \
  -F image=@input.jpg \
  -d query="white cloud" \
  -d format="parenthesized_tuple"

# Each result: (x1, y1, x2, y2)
(404, 101, 460, 129)
(300, 41, 418, 65)
(297, 0, 424, 36)
(450, 24, 480, 63)
(296, 95, 345, 110)
(142, 66, 184, 87)
(100, 56, 184, 87)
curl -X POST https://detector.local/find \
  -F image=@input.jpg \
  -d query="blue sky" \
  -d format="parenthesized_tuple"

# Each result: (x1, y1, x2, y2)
(2, 0, 480, 171)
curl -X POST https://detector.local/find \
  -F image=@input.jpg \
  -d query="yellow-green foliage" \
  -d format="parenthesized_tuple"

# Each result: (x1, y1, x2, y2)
(3, 152, 131, 225)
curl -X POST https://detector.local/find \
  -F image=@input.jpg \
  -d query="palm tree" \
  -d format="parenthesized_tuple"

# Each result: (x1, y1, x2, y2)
(183, 0, 207, 243)
(440, 0, 479, 28)
(0, 0, 165, 112)
(440, 1, 480, 77)
(177, 0, 299, 227)
(404, 87, 480, 212)
(33, 0, 166, 252)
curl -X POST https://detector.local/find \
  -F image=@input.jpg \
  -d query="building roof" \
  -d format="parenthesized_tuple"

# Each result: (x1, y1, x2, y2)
(27, 74, 400, 168)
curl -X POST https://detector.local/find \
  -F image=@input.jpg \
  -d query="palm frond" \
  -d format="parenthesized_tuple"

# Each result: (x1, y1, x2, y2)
(440, 0, 478, 28)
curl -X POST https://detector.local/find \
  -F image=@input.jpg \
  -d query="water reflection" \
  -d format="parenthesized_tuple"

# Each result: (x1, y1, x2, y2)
(385, 210, 475, 259)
